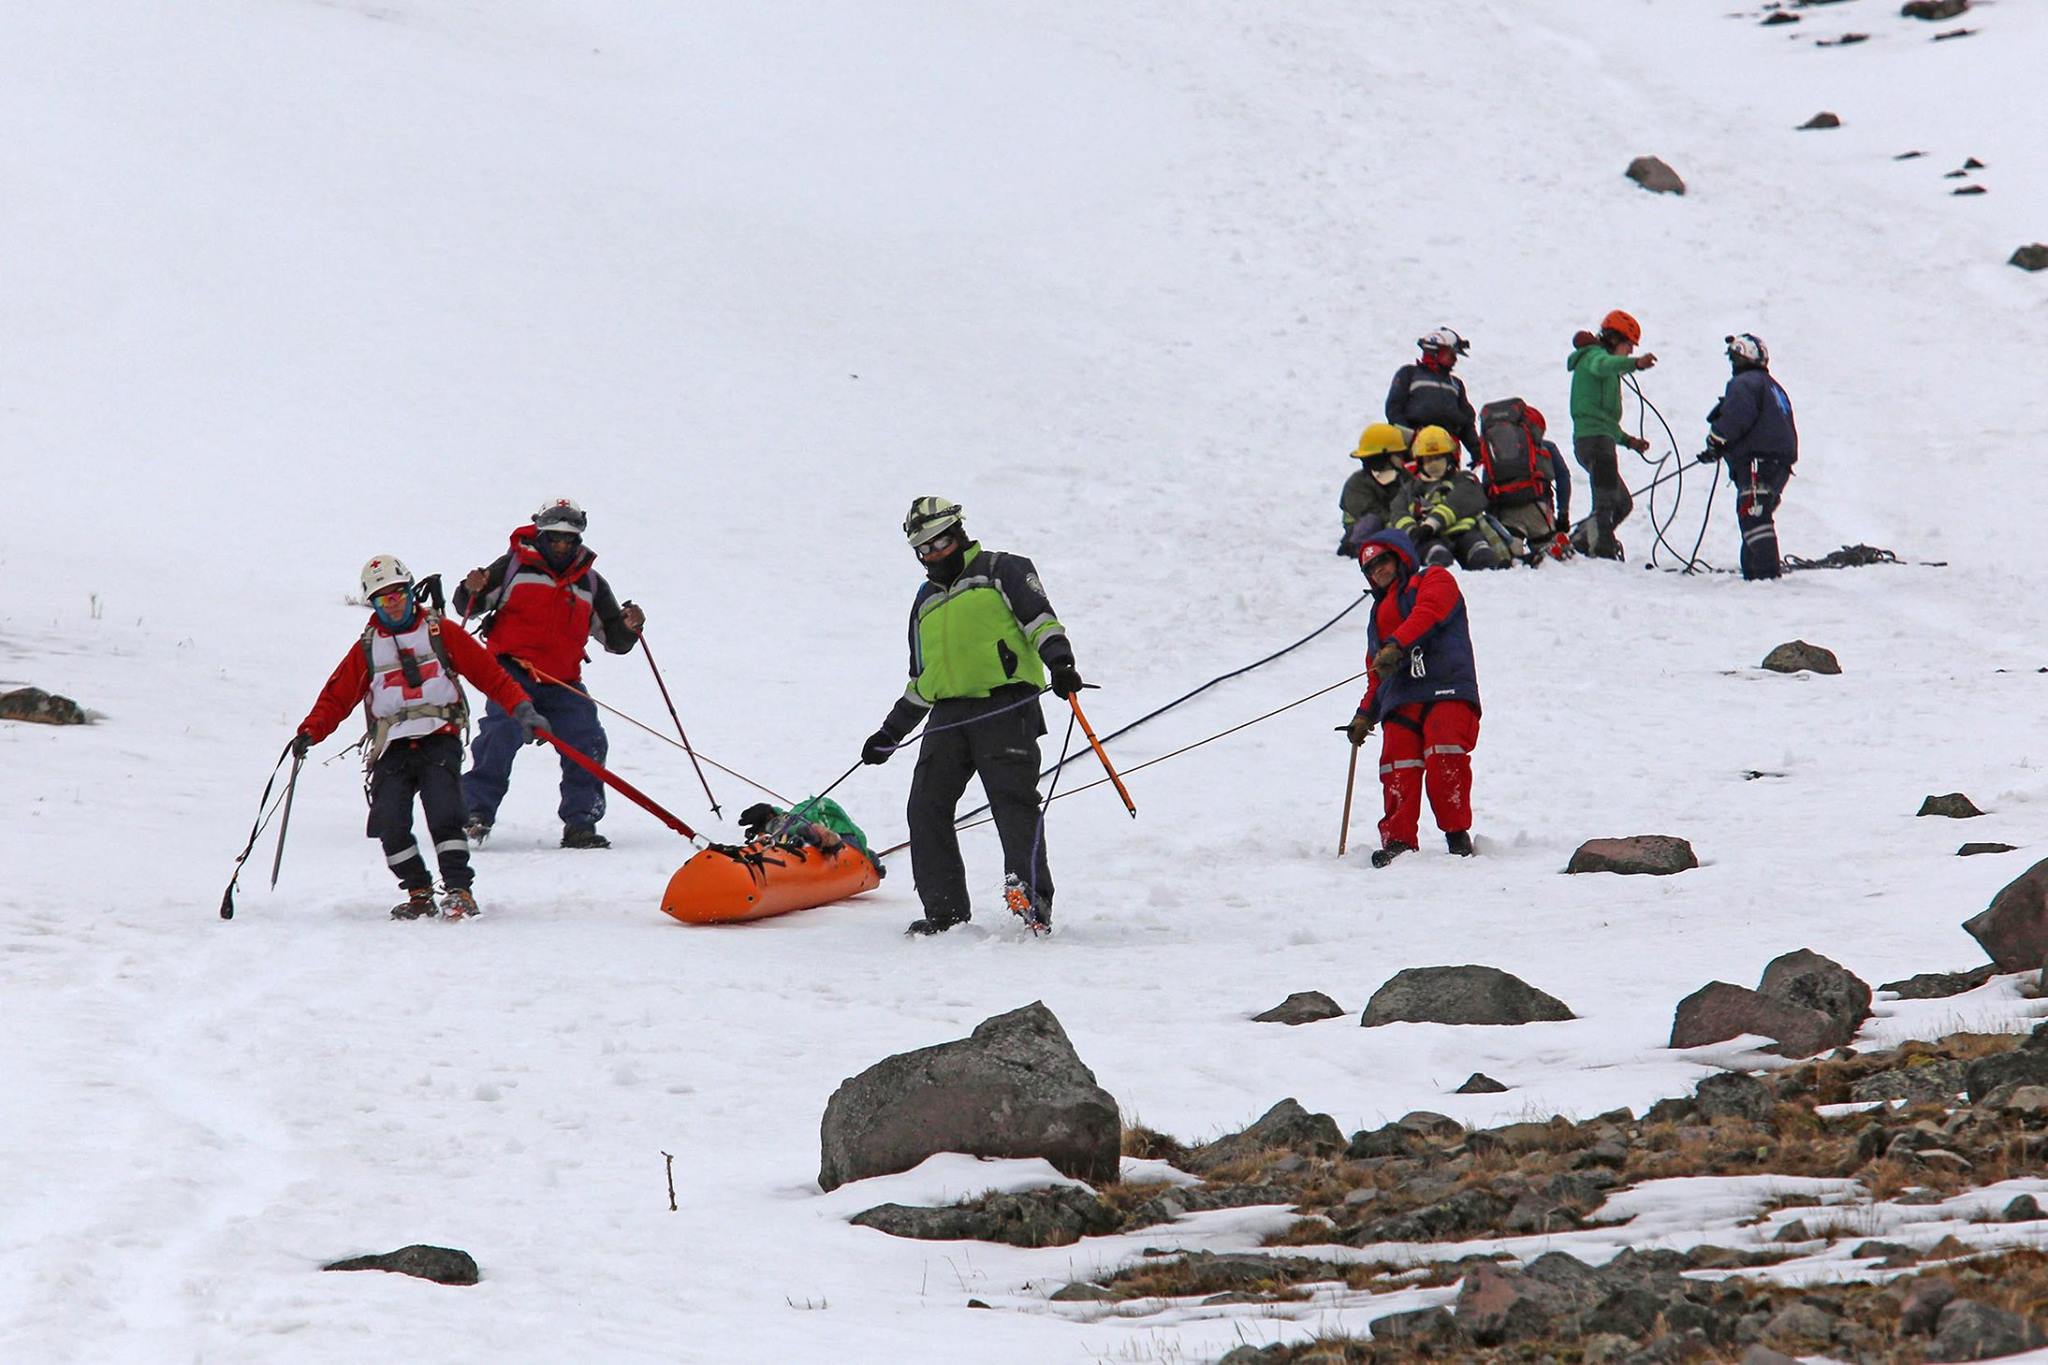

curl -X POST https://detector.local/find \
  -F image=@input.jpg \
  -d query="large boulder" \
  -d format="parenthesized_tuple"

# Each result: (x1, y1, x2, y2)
(2013, 244, 2048, 272)
(1361, 965, 1574, 1027)
(1626, 156, 1685, 195)
(1963, 858, 2048, 973)
(1757, 949, 1871, 1046)
(817, 1001, 1119, 1191)
(1668, 982, 1837, 1058)
(322, 1244, 478, 1285)
(1183, 1098, 1344, 1173)
(1902, 0, 1969, 19)
(1761, 641, 1841, 674)
(1929, 1299, 2038, 1362)
(1567, 836, 1698, 876)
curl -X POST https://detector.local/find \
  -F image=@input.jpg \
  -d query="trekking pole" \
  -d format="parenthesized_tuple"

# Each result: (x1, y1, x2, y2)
(536, 731, 703, 843)
(638, 636, 721, 818)
(268, 747, 305, 889)
(1068, 690, 1136, 818)
(1337, 740, 1360, 856)
(219, 739, 298, 919)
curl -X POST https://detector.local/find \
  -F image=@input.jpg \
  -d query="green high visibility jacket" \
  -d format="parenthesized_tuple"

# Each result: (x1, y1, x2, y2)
(880, 544, 1073, 736)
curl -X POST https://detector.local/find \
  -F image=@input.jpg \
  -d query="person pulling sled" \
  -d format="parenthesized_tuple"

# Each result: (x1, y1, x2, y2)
(1340, 529, 1482, 867)
(861, 497, 1084, 936)
(295, 555, 548, 920)
(452, 497, 646, 849)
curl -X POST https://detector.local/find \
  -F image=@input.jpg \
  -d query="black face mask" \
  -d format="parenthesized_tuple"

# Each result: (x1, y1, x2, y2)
(920, 535, 967, 585)
(538, 533, 581, 570)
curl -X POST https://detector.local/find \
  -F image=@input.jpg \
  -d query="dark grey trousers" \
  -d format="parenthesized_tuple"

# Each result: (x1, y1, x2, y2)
(1573, 435, 1634, 557)
(906, 691, 1050, 923)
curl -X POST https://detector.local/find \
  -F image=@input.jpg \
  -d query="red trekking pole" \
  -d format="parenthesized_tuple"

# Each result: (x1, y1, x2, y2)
(538, 731, 702, 843)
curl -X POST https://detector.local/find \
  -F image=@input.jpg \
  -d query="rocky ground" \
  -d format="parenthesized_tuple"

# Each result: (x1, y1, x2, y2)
(852, 1026, 2048, 1362)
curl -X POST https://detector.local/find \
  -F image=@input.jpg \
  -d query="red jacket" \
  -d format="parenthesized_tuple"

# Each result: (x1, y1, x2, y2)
(451, 526, 638, 683)
(1359, 550, 1479, 719)
(299, 614, 529, 744)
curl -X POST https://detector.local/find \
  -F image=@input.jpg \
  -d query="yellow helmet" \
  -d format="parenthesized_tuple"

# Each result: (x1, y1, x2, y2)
(1353, 422, 1409, 460)
(1411, 426, 1458, 463)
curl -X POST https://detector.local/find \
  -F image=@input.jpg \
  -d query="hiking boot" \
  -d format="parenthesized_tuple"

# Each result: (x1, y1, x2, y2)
(1445, 830, 1475, 857)
(390, 886, 439, 920)
(905, 914, 969, 937)
(464, 816, 492, 845)
(1003, 873, 1052, 934)
(440, 887, 482, 921)
(1369, 841, 1416, 869)
(561, 824, 610, 850)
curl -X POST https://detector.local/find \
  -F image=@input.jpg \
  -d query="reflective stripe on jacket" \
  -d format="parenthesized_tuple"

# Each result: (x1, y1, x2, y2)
(902, 545, 1071, 712)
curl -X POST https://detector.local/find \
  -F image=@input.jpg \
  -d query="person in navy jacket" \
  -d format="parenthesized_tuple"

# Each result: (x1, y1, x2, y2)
(1698, 333, 1799, 581)
(1340, 528, 1481, 867)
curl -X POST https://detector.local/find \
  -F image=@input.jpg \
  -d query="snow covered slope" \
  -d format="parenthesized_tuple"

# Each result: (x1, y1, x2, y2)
(3, 1, 2045, 1360)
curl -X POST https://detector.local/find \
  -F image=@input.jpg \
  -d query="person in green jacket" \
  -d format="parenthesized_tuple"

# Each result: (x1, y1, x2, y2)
(1566, 309, 1658, 559)
(861, 497, 1083, 936)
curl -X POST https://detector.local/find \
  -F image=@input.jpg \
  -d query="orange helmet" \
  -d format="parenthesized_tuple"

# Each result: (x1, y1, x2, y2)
(1601, 310, 1642, 345)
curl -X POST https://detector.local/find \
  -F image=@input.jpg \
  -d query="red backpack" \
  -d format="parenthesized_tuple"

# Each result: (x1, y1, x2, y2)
(1477, 397, 1552, 508)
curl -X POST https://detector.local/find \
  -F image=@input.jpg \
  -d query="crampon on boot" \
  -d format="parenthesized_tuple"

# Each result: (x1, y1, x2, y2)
(464, 816, 492, 845)
(1369, 841, 1417, 869)
(1003, 873, 1052, 935)
(391, 886, 439, 920)
(440, 887, 482, 921)
(561, 824, 611, 850)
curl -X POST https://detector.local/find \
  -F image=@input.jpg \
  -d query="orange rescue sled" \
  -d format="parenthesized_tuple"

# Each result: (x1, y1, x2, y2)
(660, 841, 881, 925)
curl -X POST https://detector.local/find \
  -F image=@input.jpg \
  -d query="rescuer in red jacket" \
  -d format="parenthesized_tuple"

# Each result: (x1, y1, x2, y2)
(1341, 528, 1482, 867)
(297, 555, 545, 920)
(451, 498, 646, 849)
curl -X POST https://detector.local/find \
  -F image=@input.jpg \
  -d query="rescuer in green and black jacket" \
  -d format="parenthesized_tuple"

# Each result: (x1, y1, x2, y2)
(862, 497, 1083, 936)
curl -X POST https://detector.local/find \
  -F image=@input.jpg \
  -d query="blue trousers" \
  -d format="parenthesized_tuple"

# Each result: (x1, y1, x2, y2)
(462, 660, 608, 828)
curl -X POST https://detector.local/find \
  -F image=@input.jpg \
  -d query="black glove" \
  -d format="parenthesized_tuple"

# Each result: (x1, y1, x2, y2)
(1695, 449, 1718, 464)
(1339, 711, 1375, 746)
(862, 730, 896, 765)
(739, 803, 778, 840)
(513, 700, 550, 744)
(1049, 661, 1084, 699)
(290, 732, 311, 761)
(1371, 641, 1406, 680)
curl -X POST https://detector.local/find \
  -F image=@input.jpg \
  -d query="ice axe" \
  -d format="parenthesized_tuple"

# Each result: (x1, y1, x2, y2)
(219, 738, 299, 919)
(1067, 689, 1135, 818)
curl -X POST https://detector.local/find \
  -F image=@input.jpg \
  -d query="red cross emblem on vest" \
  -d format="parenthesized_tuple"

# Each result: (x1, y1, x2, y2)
(381, 659, 441, 701)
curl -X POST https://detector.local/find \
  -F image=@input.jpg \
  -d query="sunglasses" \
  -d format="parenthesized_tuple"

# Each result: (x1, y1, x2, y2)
(914, 533, 959, 562)
(371, 585, 412, 608)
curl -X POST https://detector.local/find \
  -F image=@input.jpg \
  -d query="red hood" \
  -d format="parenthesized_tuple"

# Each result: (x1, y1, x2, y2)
(509, 524, 596, 585)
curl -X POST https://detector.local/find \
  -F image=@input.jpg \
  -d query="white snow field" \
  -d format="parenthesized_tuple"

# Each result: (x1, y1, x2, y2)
(5, 1, 2048, 1360)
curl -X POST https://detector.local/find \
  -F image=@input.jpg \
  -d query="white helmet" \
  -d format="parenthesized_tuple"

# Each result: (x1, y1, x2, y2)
(1725, 333, 1768, 368)
(1418, 327, 1470, 357)
(360, 554, 414, 599)
(903, 496, 964, 548)
(533, 497, 588, 535)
